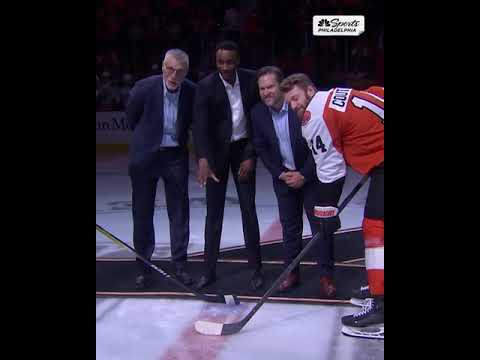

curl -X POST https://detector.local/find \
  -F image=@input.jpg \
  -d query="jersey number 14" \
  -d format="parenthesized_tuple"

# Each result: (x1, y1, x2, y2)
(310, 135, 326, 155)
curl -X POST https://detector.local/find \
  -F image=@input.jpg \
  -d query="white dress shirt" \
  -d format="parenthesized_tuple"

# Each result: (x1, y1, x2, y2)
(270, 101, 296, 170)
(219, 72, 247, 142)
(161, 79, 180, 147)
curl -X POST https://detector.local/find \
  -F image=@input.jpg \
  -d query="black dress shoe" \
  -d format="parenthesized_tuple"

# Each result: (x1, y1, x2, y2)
(175, 268, 193, 285)
(135, 274, 153, 290)
(195, 275, 216, 290)
(250, 270, 264, 290)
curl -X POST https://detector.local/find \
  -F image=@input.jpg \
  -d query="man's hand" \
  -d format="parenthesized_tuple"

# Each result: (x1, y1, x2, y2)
(283, 171, 305, 189)
(238, 159, 254, 182)
(197, 158, 220, 187)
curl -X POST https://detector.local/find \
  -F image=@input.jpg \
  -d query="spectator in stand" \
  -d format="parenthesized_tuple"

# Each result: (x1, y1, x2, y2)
(118, 73, 134, 110)
(97, 71, 121, 110)
(96, 75, 101, 101)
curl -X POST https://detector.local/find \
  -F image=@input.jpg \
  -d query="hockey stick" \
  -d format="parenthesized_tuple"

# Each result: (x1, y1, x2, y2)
(96, 224, 240, 305)
(195, 173, 370, 335)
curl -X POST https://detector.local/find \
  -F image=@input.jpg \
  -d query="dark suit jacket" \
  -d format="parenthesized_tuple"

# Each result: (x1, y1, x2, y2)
(251, 102, 317, 192)
(126, 75, 196, 172)
(192, 68, 260, 172)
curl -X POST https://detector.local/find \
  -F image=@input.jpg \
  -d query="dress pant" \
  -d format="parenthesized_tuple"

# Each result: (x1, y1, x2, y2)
(203, 139, 261, 277)
(130, 147, 190, 274)
(273, 178, 303, 274)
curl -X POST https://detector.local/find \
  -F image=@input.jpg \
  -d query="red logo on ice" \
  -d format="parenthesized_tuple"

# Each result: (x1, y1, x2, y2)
(302, 110, 311, 126)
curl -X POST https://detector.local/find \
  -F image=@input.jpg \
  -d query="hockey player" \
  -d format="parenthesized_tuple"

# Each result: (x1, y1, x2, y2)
(280, 74, 384, 339)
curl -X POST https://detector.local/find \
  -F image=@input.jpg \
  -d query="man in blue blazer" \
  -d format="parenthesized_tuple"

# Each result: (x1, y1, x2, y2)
(251, 66, 340, 298)
(126, 49, 196, 289)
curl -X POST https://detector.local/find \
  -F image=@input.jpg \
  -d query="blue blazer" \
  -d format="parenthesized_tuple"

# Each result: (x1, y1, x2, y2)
(251, 102, 316, 190)
(126, 75, 196, 172)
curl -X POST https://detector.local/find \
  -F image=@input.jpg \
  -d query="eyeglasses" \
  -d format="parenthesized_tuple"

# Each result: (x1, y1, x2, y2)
(164, 65, 187, 76)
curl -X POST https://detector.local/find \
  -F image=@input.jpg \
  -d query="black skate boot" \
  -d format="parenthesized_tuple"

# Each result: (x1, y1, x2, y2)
(350, 285, 372, 307)
(341, 296, 384, 339)
(342, 296, 384, 327)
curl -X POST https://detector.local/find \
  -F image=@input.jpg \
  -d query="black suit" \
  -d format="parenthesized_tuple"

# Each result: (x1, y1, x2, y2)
(126, 75, 196, 274)
(251, 102, 341, 276)
(193, 69, 262, 277)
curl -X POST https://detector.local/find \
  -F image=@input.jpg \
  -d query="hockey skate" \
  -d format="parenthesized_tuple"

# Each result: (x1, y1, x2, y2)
(341, 297, 384, 340)
(350, 285, 371, 307)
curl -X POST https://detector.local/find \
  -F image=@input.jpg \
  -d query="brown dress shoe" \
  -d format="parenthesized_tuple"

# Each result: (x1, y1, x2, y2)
(319, 276, 336, 298)
(278, 273, 300, 292)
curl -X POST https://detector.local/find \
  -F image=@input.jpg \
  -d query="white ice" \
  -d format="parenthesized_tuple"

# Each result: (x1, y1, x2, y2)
(96, 150, 383, 359)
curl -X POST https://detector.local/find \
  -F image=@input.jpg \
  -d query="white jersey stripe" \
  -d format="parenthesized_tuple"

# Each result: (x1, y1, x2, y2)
(365, 247, 384, 270)
(360, 91, 384, 103)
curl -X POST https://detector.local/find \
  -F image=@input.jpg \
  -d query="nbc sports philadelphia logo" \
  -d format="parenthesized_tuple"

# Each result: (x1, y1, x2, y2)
(313, 15, 365, 36)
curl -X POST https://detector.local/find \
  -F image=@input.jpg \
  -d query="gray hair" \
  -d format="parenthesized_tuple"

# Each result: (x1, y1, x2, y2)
(163, 49, 189, 69)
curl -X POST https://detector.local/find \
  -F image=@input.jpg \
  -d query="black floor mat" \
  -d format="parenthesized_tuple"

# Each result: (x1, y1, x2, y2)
(209, 230, 365, 263)
(96, 230, 366, 304)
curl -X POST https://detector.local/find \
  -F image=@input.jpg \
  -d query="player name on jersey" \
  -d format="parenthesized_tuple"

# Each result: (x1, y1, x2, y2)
(329, 88, 352, 112)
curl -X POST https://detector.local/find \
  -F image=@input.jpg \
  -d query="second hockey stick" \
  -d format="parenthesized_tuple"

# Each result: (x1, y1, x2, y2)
(96, 224, 240, 305)
(194, 173, 370, 335)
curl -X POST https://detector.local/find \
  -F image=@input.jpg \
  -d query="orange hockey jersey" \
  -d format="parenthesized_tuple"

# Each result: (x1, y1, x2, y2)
(301, 87, 384, 182)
